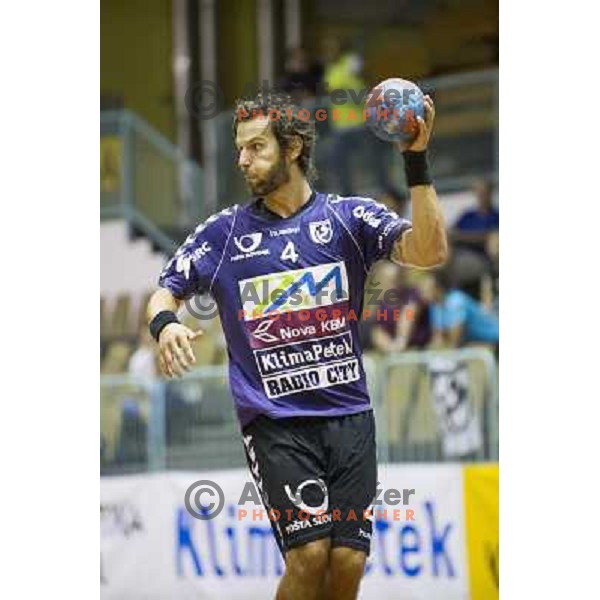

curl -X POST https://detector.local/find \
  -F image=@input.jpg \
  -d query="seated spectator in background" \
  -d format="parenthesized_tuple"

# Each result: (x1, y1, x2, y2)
(452, 179, 499, 252)
(421, 270, 499, 349)
(127, 326, 157, 381)
(449, 179, 499, 299)
(280, 47, 322, 103)
(362, 262, 431, 353)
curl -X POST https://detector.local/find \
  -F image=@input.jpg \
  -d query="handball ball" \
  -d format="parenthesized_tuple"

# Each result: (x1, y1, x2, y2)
(365, 78, 425, 144)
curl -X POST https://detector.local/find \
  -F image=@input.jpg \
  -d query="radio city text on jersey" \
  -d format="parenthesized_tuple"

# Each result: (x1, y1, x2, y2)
(263, 358, 360, 399)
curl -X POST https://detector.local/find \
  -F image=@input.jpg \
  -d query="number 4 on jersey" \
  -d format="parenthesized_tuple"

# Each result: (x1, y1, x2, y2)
(280, 241, 299, 263)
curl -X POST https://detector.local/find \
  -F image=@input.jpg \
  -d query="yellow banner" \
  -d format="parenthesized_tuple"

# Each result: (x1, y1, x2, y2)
(464, 464, 499, 599)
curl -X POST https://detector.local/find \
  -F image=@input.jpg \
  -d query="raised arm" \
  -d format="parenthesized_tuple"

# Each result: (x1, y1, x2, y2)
(391, 95, 448, 268)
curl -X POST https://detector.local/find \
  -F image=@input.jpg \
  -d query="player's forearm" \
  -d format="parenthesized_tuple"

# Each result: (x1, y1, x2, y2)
(389, 96, 446, 268)
(394, 185, 448, 268)
(408, 184, 447, 266)
(146, 287, 182, 324)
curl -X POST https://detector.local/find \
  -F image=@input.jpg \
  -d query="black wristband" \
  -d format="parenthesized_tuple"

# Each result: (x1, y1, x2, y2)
(403, 150, 433, 187)
(149, 310, 180, 342)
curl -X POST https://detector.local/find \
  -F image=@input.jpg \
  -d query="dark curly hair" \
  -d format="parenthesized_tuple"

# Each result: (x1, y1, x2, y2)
(233, 92, 318, 183)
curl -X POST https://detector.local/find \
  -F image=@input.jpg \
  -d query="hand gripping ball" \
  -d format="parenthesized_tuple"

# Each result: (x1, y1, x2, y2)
(365, 77, 425, 144)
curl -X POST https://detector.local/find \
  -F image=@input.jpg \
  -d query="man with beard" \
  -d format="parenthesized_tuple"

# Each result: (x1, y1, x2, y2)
(146, 93, 447, 600)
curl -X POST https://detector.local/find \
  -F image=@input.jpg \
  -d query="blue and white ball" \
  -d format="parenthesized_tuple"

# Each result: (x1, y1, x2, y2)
(365, 77, 425, 144)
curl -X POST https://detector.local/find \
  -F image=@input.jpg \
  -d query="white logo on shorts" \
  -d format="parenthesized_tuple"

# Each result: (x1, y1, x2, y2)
(284, 478, 329, 515)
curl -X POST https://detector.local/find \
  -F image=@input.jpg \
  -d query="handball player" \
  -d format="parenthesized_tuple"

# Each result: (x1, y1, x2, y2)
(147, 92, 447, 600)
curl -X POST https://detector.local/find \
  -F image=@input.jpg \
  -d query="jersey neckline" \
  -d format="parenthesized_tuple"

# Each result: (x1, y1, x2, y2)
(246, 191, 320, 223)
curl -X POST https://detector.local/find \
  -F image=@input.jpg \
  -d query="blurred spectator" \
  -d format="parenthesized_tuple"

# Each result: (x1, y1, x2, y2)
(421, 270, 499, 349)
(449, 179, 499, 299)
(323, 41, 404, 201)
(324, 41, 366, 131)
(452, 179, 499, 254)
(362, 262, 431, 352)
(280, 47, 323, 103)
(116, 398, 147, 465)
(128, 326, 158, 381)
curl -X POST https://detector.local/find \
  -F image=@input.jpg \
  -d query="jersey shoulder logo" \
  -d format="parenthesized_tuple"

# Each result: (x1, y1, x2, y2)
(175, 254, 192, 280)
(309, 219, 333, 244)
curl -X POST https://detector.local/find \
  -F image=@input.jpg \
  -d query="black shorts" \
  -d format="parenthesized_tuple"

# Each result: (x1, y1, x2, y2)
(242, 409, 377, 557)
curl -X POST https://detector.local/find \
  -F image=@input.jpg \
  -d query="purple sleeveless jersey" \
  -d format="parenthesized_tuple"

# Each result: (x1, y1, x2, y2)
(159, 192, 411, 428)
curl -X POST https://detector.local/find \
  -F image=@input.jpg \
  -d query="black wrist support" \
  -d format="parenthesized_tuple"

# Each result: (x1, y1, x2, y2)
(403, 150, 433, 187)
(149, 310, 180, 342)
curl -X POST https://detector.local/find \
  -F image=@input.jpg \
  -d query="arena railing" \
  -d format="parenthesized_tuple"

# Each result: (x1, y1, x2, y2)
(365, 347, 498, 464)
(100, 109, 204, 253)
(100, 347, 498, 475)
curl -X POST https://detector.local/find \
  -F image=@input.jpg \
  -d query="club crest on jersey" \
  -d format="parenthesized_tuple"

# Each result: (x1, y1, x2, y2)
(234, 232, 263, 253)
(309, 219, 333, 244)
